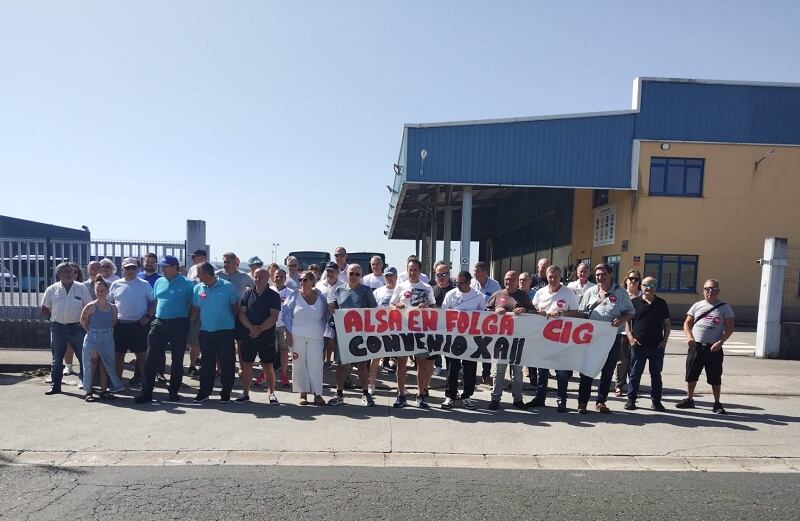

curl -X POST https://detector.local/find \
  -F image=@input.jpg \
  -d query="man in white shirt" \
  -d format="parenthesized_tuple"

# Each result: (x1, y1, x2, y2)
(440, 271, 486, 410)
(567, 262, 596, 300)
(41, 262, 93, 395)
(361, 255, 386, 289)
(527, 265, 581, 412)
(390, 258, 435, 408)
(109, 258, 156, 384)
(397, 254, 430, 284)
(469, 261, 499, 385)
(333, 247, 349, 284)
(316, 262, 344, 367)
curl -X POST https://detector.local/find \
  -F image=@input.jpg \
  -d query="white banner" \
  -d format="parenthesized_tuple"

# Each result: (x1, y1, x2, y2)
(333, 308, 619, 376)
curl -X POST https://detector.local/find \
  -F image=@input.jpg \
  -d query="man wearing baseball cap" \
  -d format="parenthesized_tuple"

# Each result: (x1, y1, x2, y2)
(247, 256, 264, 279)
(135, 255, 195, 404)
(185, 249, 207, 376)
(108, 258, 155, 386)
(575, 263, 635, 414)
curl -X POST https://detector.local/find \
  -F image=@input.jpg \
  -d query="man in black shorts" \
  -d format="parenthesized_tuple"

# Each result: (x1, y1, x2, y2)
(237, 268, 281, 404)
(677, 279, 735, 414)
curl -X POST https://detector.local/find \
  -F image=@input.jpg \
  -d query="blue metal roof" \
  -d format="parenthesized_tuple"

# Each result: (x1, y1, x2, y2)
(634, 79, 800, 145)
(405, 112, 636, 189)
(397, 78, 800, 190)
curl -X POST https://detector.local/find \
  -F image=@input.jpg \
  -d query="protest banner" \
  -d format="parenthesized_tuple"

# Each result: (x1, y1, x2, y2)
(333, 308, 619, 376)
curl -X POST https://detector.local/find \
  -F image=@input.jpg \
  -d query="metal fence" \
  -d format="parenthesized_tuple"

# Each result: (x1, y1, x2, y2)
(783, 244, 800, 322)
(0, 237, 185, 319)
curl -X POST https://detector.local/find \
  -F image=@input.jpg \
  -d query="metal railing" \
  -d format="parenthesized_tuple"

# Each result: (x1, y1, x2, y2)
(0, 237, 185, 319)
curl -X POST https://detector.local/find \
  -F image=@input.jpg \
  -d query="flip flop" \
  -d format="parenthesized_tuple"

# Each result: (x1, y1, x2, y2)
(100, 391, 116, 400)
(85, 394, 96, 402)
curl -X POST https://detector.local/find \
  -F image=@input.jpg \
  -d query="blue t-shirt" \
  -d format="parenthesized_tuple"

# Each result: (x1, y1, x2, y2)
(153, 275, 195, 319)
(138, 271, 162, 288)
(193, 277, 240, 332)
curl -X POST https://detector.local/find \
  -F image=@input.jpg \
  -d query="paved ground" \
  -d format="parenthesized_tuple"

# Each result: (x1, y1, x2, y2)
(1, 465, 799, 521)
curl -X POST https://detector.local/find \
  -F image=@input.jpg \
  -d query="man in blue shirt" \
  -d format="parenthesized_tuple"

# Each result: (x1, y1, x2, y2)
(192, 262, 240, 403)
(137, 252, 162, 288)
(135, 255, 194, 404)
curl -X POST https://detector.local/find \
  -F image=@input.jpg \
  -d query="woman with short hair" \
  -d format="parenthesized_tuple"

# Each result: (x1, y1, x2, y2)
(282, 271, 330, 405)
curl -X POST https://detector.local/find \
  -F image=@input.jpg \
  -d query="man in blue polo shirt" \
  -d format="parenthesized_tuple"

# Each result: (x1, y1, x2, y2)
(192, 261, 240, 403)
(135, 255, 194, 404)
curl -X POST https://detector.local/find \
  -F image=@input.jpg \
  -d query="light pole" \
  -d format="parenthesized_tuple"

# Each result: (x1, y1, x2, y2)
(272, 242, 280, 263)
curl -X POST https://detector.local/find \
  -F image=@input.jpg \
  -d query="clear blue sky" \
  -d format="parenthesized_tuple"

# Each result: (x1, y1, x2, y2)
(1, 1, 798, 266)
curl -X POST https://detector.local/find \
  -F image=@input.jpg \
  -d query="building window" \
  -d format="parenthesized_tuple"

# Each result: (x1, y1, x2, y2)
(592, 189, 609, 208)
(603, 255, 620, 283)
(649, 157, 704, 197)
(644, 254, 698, 293)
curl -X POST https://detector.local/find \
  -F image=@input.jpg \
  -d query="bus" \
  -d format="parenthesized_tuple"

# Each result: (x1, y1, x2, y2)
(286, 251, 331, 270)
(6, 255, 69, 292)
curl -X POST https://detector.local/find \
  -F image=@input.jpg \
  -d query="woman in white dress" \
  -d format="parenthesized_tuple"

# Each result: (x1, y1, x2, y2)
(282, 271, 330, 405)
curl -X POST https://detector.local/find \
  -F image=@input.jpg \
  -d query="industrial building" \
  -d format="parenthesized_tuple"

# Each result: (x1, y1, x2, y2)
(385, 78, 800, 322)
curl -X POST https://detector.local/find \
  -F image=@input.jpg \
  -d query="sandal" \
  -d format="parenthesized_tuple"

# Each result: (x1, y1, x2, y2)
(99, 391, 116, 400)
(298, 395, 309, 405)
(85, 394, 96, 402)
(156, 374, 168, 384)
(314, 396, 326, 406)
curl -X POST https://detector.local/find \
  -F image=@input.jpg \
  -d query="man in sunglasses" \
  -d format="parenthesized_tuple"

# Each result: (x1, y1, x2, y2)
(625, 276, 671, 411)
(677, 279, 735, 414)
(431, 261, 454, 377)
(109, 258, 156, 385)
(577, 263, 635, 414)
(284, 256, 302, 289)
(329, 264, 378, 406)
(333, 247, 349, 284)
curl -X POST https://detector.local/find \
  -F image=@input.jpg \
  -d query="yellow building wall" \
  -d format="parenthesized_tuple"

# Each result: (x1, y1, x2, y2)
(571, 141, 800, 323)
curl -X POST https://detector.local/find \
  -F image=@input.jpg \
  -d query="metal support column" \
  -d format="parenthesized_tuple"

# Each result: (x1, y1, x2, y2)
(459, 186, 472, 273)
(443, 187, 453, 267)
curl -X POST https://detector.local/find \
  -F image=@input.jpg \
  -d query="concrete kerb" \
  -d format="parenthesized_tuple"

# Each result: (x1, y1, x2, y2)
(3, 450, 797, 473)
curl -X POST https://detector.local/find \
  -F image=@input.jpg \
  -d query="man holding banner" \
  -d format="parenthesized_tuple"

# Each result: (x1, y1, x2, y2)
(528, 265, 581, 412)
(440, 271, 486, 410)
(329, 264, 378, 406)
(390, 257, 436, 408)
(577, 263, 635, 414)
(487, 271, 535, 411)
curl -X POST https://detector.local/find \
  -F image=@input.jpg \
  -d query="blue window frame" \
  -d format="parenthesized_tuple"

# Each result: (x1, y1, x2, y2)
(643, 254, 698, 293)
(649, 157, 704, 197)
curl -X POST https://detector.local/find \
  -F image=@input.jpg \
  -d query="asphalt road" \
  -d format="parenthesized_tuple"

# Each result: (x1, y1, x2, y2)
(1, 465, 797, 521)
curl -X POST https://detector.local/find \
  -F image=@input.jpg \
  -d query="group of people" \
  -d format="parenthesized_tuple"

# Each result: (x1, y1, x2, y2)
(40, 246, 735, 414)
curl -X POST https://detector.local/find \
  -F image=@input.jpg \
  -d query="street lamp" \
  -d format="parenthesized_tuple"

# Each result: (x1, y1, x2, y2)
(272, 242, 280, 263)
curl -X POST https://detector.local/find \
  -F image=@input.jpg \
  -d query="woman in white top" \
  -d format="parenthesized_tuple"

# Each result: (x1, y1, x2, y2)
(283, 271, 330, 405)
(98, 258, 120, 285)
(615, 269, 643, 396)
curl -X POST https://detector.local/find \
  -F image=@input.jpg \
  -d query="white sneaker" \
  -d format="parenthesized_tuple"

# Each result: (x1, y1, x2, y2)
(77, 381, 84, 390)
(368, 385, 375, 396)
(63, 364, 73, 376)
(441, 397, 455, 409)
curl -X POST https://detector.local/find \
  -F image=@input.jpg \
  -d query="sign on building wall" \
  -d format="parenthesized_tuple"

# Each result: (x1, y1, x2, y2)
(593, 205, 616, 247)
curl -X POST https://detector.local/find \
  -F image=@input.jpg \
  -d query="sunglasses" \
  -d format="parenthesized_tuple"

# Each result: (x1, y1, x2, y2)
(435, 272, 450, 278)
(703, 287, 719, 292)
(642, 284, 655, 289)
(123, 266, 137, 270)
(334, 254, 346, 257)
(628, 277, 641, 282)
(349, 272, 362, 276)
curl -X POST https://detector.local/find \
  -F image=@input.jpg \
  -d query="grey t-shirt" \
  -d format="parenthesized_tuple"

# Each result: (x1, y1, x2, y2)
(216, 270, 254, 297)
(579, 284, 635, 333)
(688, 300, 735, 344)
(334, 284, 378, 309)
